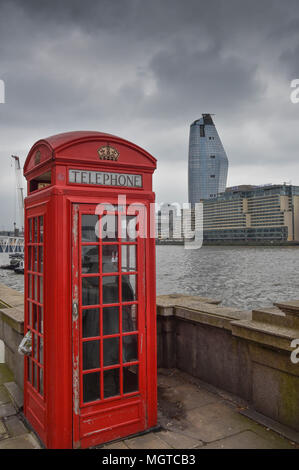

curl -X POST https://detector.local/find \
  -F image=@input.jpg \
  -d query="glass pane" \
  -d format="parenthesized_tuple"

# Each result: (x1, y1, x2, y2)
(122, 304, 137, 332)
(81, 214, 98, 242)
(123, 334, 138, 363)
(103, 337, 119, 366)
(121, 245, 136, 272)
(38, 306, 43, 333)
(33, 333, 38, 360)
(122, 275, 137, 301)
(83, 372, 100, 403)
(101, 214, 118, 241)
(34, 275, 38, 301)
(39, 216, 44, 243)
(27, 357, 32, 383)
(82, 246, 99, 274)
(83, 340, 100, 370)
(121, 215, 137, 241)
(102, 245, 119, 273)
(34, 246, 38, 272)
(28, 246, 32, 271)
(32, 303, 37, 330)
(39, 277, 43, 303)
(34, 218, 38, 242)
(102, 276, 119, 304)
(29, 219, 32, 242)
(38, 247, 43, 273)
(82, 308, 100, 338)
(39, 368, 44, 396)
(104, 369, 120, 398)
(39, 337, 43, 364)
(33, 363, 37, 389)
(82, 277, 99, 306)
(28, 302, 32, 326)
(123, 365, 139, 394)
(103, 306, 119, 335)
(28, 274, 32, 298)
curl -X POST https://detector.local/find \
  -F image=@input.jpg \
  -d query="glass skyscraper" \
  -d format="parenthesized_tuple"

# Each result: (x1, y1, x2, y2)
(188, 114, 228, 205)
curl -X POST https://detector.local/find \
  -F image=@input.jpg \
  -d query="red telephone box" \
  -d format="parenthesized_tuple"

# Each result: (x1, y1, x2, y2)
(23, 131, 157, 448)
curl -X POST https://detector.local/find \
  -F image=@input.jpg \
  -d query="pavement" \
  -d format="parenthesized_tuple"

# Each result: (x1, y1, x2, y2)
(103, 369, 299, 450)
(0, 363, 40, 449)
(0, 364, 298, 449)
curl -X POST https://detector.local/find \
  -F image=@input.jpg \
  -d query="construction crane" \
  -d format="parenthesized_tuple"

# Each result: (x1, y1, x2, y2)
(11, 155, 24, 235)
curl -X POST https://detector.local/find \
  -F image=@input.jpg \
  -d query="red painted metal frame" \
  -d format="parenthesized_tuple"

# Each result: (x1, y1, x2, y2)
(23, 132, 157, 448)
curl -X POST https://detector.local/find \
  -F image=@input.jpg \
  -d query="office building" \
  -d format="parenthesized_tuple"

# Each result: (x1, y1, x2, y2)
(202, 184, 299, 243)
(188, 114, 228, 205)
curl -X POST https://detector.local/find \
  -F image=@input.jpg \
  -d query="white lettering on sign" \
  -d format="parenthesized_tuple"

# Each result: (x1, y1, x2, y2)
(68, 169, 142, 188)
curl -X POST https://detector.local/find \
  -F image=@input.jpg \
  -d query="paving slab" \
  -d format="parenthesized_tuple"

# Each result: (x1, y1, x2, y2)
(0, 403, 16, 418)
(157, 430, 203, 449)
(203, 430, 294, 449)
(102, 440, 129, 449)
(125, 432, 170, 449)
(158, 369, 189, 389)
(0, 363, 14, 385)
(0, 385, 10, 405)
(0, 433, 41, 449)
(4, 415, 28, 437)
(0, 419, 8, 440)
(185, 402, 254, 443)
(159, 383, 221, 411)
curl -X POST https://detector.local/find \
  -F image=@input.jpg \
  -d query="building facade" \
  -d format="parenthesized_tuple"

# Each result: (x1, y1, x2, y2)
(202, 184, 299, 243)
(188, 114, 229, 205)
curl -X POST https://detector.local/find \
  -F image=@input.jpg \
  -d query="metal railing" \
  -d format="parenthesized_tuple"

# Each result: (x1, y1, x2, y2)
(0, 236, 24, 253)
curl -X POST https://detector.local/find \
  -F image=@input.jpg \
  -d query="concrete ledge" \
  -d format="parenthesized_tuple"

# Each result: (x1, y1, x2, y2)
(0, 307, 24, 335)
(231, 319, 299, 352)
(0, 284, 23, 309)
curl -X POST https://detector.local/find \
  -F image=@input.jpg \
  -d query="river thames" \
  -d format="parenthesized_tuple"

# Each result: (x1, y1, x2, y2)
(0, 245, 299, 310)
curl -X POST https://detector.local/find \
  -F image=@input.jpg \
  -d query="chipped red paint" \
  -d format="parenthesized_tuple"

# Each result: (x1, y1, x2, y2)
(23, 131, 157, 449)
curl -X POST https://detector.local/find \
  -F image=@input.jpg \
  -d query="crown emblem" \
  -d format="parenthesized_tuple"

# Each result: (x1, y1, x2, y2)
(98, 144, 119, 161)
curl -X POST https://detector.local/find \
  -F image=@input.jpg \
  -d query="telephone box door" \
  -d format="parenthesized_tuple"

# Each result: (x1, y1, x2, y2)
(72, 202, 147, 448)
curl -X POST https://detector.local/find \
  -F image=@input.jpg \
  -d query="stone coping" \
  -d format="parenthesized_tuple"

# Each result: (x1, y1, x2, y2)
(175, 306, 251, 331)
(0, 307, 24, 334)
(274, 300, 299, 316)
(0, 284, 23, 309)
(157, 293, 251, 330)
(231, 318, 299, 352)
(157, 293, 221, 307)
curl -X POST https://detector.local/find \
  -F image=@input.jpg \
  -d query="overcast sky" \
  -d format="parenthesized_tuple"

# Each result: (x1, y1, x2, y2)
(1, 0, 299, 229)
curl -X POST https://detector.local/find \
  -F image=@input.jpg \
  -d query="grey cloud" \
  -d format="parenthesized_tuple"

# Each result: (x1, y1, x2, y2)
(1, 0, 299, 228)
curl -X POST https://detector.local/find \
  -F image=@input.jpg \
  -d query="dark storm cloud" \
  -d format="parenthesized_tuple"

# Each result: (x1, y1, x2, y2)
(1, 0, 299, 226)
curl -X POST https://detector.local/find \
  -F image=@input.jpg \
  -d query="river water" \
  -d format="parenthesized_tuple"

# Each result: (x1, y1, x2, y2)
(156, 245, 299, 310)
(0, 246, 299, 311)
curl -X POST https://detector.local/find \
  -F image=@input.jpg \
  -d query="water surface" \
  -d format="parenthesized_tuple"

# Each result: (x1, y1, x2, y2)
(0, 246, 299, 311)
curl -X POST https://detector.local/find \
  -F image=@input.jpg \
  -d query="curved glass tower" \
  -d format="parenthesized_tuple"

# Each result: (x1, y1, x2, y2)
(188, 114, 228, 204)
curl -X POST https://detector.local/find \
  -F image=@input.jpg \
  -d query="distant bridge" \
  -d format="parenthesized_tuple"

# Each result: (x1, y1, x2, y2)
(0, 236, 24, 253)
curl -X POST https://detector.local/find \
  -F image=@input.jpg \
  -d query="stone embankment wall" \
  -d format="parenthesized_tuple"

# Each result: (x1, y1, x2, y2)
(157, 294, 299, 432)
(0, 284, 24, 389)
